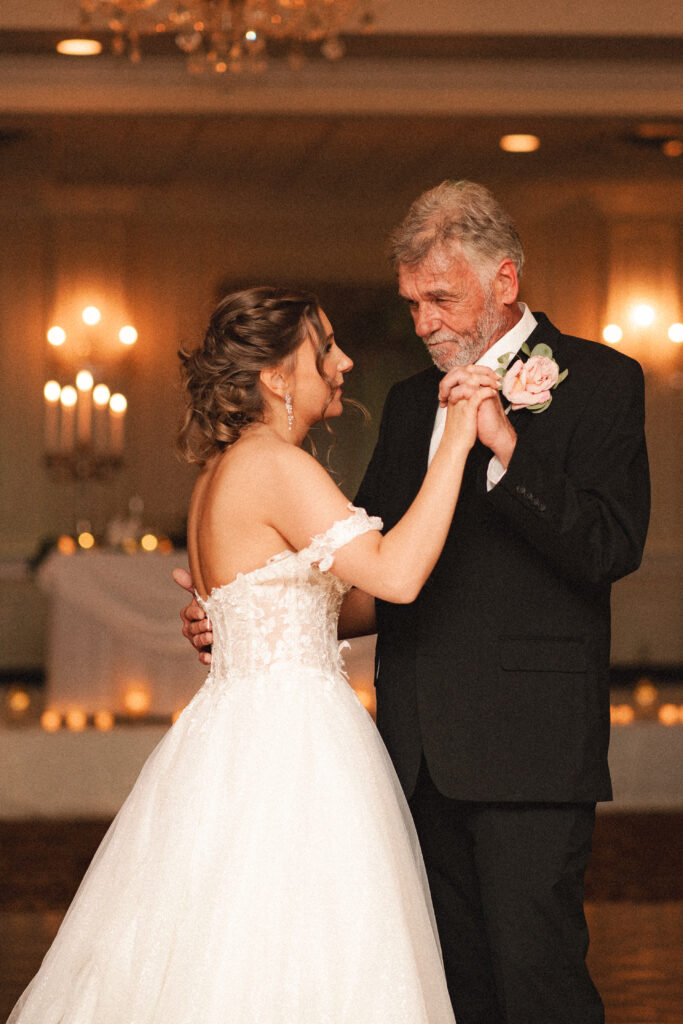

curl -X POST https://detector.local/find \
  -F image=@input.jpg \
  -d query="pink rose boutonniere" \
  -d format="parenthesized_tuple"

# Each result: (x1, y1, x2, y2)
(498, 342, 568, 414)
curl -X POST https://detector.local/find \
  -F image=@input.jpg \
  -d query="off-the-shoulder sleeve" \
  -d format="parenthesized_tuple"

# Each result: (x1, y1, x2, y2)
(303, 504, 383, 572)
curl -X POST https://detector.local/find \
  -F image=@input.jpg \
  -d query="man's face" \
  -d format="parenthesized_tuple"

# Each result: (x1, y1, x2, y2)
(397, 246, 510, 371)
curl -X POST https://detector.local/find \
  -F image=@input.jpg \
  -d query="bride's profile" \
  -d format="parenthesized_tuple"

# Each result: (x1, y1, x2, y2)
(10, 286, 496, 1023)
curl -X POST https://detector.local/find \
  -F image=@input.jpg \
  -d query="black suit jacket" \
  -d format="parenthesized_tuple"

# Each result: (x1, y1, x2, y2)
(355, 314, 650, 802)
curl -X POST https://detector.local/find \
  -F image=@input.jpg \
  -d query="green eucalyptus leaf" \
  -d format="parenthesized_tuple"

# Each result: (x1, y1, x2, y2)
(553, 368, 569, 387)
(521, 342, 531, 357)
(529, 343, 554, 360)
(529, 397, 552, 413)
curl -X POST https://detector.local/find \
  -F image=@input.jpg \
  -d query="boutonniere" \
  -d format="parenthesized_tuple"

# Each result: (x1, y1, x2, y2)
(496, 342, 569, 414)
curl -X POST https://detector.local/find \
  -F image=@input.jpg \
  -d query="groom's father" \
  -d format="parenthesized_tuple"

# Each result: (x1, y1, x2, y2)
(353, 181, 649, 1024)
(179, 181, 650, 1024)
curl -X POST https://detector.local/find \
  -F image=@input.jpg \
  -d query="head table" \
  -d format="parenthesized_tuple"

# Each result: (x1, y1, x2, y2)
(38, 549, 207, 717)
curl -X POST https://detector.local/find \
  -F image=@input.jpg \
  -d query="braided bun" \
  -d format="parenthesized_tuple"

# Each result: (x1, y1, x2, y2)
(177, 286, 324, 465)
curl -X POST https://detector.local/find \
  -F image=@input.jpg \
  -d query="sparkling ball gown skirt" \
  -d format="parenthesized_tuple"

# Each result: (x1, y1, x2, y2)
(9, 507, 455, 1023)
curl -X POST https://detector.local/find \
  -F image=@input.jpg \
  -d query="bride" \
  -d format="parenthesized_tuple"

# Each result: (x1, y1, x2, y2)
(10, 286, 496, 1023)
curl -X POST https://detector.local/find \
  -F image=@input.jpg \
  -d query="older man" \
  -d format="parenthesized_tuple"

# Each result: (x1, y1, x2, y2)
(179, 181, 650, 1023)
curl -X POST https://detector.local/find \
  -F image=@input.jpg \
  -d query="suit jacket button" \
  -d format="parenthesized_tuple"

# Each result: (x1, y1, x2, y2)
(516, 484, 526, 496)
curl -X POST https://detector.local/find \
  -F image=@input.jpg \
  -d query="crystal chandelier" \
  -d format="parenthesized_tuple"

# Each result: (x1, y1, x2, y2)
(79, 1, 379, 73)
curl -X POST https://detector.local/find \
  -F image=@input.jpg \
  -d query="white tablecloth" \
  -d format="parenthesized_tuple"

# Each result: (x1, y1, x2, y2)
(39, 551, 206, 716)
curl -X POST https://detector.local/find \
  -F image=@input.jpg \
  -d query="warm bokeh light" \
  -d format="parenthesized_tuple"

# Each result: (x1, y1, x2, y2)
(245, 30, 258, 41)
(158, 538, 174, 554)
(662, 139, 683, 158)
(60, 385, 77, 407)
(76, 370, 94, 391)
(109, 393, 127, 414)
(668, 322, 683, 343)
(602, 324, 623, 344)
(56, 38, 103, 56)
(7, 689, 31, 713)
(44, 380, 61, 403)
(634, 681, 658, 707)
(499, 134, 540, 153)
(119, 325, 138, 345)
(92, 383, 111, 407)
(658, 703, 680, 726)
(65, 708, 88, 731)
(78, 531, 96, 549)
(82, 305, 101, 325)
(140, 533, 159, 552)
(57, 534, 77, 555)
(630, 303, 656, 328)
(124, 684, 152, 716)
(41, 709, 62, 732)
(47, 326, 66, 346)
(94, 710, 115, 731)
(610, 704, 635, 726)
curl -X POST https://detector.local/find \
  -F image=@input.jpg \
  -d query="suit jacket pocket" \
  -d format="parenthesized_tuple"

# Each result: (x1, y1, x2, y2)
(499, 637, 587, 673)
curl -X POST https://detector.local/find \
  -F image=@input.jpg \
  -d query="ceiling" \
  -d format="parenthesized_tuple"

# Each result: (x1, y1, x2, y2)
(0, 3, 681, 201)
(0, 113, 681, 202)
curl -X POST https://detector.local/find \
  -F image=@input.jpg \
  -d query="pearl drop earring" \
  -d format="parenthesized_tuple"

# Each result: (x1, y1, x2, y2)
(285, 392, 294, 432)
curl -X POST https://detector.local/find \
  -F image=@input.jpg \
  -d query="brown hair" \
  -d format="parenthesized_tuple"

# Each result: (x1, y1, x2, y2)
(177, 286, 328, 466)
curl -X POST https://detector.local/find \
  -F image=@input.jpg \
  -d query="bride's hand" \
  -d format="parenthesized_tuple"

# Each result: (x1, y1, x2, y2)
(443, 384, 499, 451)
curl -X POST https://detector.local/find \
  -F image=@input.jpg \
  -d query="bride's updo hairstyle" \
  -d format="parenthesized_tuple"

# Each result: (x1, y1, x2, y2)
(177, 286, 327, 466)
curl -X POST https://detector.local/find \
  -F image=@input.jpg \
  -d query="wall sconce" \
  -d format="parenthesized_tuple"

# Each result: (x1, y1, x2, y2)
(603, 221, 682, 376)
(43, 305, 136, 480)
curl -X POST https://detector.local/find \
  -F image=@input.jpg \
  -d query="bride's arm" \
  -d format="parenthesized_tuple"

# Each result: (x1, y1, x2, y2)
(271, 383, 496, 604)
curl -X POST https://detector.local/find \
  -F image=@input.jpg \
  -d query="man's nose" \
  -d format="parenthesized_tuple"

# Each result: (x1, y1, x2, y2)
(413, 304, 440, 338)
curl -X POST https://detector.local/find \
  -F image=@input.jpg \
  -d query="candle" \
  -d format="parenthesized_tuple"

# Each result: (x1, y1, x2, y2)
(109, 393, 127, 457)
(75, 370, 94, 445)
(92, 383, 111, 453)
(60, 385, 77, 453)
(43, 380, 61, 453)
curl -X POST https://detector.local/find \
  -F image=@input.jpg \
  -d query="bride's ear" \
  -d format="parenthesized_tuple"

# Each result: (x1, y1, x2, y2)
(259, 366, 290, 401)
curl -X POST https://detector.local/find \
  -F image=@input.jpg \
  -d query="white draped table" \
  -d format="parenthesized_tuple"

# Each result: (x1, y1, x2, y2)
(38, 550, 207, 716)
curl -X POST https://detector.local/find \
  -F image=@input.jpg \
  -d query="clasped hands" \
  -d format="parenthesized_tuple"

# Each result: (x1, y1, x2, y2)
(439, 364, 517, 469)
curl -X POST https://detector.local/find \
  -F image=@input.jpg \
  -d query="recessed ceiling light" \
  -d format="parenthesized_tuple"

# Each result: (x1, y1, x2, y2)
(499, 134, 540, 153)
(56, 38, 103, 56)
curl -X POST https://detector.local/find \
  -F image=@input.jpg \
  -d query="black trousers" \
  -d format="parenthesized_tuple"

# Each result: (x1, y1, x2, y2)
(408, 758, 604, 1024)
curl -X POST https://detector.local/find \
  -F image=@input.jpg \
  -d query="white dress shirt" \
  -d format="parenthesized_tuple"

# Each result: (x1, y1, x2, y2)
(427, 303, 538, 488)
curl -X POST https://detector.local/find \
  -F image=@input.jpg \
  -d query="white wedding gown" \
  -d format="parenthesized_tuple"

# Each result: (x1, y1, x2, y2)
(10, 507, 455, 1024)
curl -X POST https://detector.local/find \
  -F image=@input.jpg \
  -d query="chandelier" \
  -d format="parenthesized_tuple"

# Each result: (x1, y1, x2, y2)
(78, 1, 379, 72)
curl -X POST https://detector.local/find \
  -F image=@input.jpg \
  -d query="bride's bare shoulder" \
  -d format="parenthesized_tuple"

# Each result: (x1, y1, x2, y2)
(210, 435, 329, 499)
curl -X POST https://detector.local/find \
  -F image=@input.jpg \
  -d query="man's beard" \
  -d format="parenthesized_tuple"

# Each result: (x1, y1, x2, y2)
(425, 288, 508, 372)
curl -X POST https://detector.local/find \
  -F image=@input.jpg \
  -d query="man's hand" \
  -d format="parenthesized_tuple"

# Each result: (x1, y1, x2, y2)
(438, 365, 517, 469)
(172, 568, 213, 666)
(475, 389, 517, 469)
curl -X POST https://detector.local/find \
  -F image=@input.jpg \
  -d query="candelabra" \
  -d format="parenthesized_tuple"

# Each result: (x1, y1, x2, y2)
(43, 306, 136, 481)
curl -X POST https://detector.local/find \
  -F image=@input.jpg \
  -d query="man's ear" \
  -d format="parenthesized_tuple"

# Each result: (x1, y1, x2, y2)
(259, 366, 289, 400)
(494, 258, 519, 305)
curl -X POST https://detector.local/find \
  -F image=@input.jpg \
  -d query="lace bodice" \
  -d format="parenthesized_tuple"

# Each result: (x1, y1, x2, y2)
(197, 506, 382, 691)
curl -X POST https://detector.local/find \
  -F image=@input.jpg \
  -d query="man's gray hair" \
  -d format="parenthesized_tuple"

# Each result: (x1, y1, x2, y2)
(389, 180, 524, 280)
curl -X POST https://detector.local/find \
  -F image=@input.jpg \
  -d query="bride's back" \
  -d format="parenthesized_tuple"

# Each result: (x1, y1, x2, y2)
(187, 435, 294, 600)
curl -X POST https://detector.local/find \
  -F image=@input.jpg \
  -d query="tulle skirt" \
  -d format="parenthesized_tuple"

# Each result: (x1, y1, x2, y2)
(9, 665, 455, 1023)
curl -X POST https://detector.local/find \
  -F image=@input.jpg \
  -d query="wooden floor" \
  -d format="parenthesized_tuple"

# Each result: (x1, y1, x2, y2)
(2, 816, 683, 1022)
